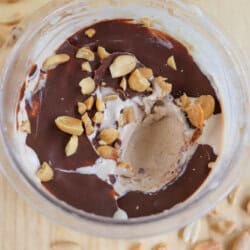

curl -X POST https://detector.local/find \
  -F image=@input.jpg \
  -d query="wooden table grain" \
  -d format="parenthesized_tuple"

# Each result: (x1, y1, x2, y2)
(0, 1, 250, 249)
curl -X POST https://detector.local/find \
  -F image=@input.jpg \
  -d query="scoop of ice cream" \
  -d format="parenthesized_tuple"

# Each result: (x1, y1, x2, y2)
(117, 100, 193, 193)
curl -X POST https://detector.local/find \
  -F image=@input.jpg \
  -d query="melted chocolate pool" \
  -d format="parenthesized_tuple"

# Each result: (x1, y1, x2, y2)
(24, 20, 220, 218)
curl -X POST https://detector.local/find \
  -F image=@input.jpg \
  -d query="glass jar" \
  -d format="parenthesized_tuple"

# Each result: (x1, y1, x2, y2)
(0, 0, 249, 238)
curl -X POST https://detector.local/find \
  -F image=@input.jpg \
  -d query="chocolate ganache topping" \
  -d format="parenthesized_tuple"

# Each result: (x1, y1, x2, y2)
(20, 19, 222, 218)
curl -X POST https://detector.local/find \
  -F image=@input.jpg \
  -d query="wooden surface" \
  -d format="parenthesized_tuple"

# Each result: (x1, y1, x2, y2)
(0, 1, 250, 249)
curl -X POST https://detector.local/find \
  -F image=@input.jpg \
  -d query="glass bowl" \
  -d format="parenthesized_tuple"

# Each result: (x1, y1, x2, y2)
(0, 0, 250, 239)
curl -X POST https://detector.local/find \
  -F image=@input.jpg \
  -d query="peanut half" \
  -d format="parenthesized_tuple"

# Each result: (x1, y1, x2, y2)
(97, 146, 118, 160)
(84, 96, 95, 110)
(55, 116, 84, 136)
(79, 77, 96, 95)
(110, 55, 137, 78)
(167, 55, 177, 70)
(140, 17, 152, 27)
(118, 107, 136, 127)
(104, 94, 119, 102)
(76, 47, 95, 61)
(85, 28, 96, 38)
(65, 135, 78, 157)
(128, 69, 150, 92)
(96, 98, 105, 112)
(43, 54, 70, 71)
(81, 62, 92, 72)
(185, 104, 204, 129)
(138, 67, 153, 79)
(196, 95, 215, 120)
(36, 162, 54, 182)
(97, 46, 110, 60)
(92, 112, 104, 124)
(20, 120, 31, 134)
(82, 113, 94, 136)
(99, 128, 120, 145)
(120, 77, 127, 91)
(77, 102, 87, 115)
(154, 76, 172, 97)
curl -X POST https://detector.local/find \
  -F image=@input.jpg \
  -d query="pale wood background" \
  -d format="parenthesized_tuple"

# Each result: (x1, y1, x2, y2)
(0, 1, 250, 250)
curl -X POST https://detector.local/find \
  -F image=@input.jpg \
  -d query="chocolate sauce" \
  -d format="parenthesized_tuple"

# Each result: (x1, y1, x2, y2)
(44, 171, 117, 217)
(25, 20, 221, 217)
